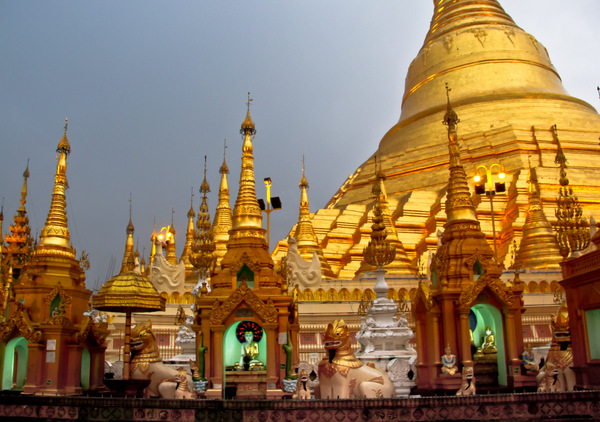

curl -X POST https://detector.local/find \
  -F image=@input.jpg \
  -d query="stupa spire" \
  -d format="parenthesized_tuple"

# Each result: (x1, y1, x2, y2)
(4, 161, 34, 270)
(163, 209, 177, 265)
(293, 155, 334, 278)
(516, 158, 562, 269)
(356, 156, 416, 278)
(119, 197, 136, 274)
(443, 85, 478, 225)
(230, 93, 264, 237)
(212, 140, 232, 271)
(180, 187, 197, 278)
(37, 118, 74, 256)
(553, 125, 590, 258)
(190, 156, 215, 280)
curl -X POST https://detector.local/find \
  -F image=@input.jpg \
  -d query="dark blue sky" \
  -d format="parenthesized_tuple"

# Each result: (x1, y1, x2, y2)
(1, 1, 598, 289)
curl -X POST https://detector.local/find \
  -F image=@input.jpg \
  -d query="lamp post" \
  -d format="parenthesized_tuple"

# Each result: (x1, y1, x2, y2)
(258, 177, 281, 249)
(474, 164, 506, 261)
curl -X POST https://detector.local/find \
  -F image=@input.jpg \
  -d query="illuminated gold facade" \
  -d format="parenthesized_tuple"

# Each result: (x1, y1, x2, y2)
(273, 0, 600, 289)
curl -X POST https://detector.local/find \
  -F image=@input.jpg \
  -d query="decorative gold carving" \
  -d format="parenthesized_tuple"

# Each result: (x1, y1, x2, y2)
(458, 274, 513, 310)
(230, 252, 262, 274)
(76, 318, 109, 345)
(465, 249, 489, 270)
(0, 303, 42, 344)
(44, 281, 72, 306)
(209, 281, 278, 325)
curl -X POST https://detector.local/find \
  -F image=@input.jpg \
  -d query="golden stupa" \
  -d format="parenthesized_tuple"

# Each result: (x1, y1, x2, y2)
(273, 0, 600, 286)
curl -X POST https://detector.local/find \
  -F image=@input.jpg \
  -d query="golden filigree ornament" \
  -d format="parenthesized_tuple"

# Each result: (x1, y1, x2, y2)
(553, 125, 590, 258)
(363, 204, 396, 267)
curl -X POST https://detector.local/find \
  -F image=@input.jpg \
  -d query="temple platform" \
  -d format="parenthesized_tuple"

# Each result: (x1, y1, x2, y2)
(0, 390, 599, 421)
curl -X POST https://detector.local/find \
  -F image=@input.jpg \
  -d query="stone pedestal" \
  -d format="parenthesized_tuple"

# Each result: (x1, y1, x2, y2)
(356, 268, 417, 396)
(225, 371, 267, 399)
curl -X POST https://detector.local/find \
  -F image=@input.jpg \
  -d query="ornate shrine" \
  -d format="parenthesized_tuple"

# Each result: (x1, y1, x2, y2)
(192, 98, 299, 399)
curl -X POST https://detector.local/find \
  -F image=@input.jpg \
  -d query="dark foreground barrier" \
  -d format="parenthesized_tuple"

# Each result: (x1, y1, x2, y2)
(0, 390, 599, 421)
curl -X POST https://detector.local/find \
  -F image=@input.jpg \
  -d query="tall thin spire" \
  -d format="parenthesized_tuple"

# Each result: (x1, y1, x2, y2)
(119, 196, 136, 273)
(3, 161, 34, 269)
(212, 139, 232, 270)
(165, 208, 177, 265)
(553, 125, 590, 258)
(180, 187, 197, 280)
(37, 118, 73, 255)
(293, 155, 334, 278)
(516, 158, 562, 269)
(443, 84, 478, 225)
(356, 156, 416, 278)
(230, 92, 264, 237)
(190, 156, 215, 280)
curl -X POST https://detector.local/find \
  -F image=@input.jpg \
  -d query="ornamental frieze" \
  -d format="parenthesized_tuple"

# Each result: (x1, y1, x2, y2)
(209, 281, 278, 325)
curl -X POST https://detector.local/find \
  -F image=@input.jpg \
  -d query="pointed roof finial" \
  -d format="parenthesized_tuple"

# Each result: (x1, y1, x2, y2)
(220, 139, 229, 174)
(241, 92, 256, 135)
(201, 155, 210, 194)
(127, 193, 134, 233)
(57, 118, 71, 156)
(443, 82, 459, 129)
(188, 187, 195, 218)
(299, 153, 308, 189)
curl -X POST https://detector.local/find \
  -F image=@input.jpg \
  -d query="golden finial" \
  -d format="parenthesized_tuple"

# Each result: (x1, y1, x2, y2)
(188, 187, 195, 218)
(363, 159, 396, 268)
(241, 92, 256, 136)
(190, 155, 215, 279)
(127, 193, 134, 234)
(443, 82, 459, 129)
(57, 118, 71, 156)
(201, 155, 210, 194)
(220, 139, 229, 174)
(299, 153, 308, 189)
(553, 125, 590, 257)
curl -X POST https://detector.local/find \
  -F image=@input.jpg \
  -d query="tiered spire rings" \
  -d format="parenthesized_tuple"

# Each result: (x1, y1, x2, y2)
(230, 93, 264, 237)
(36, 118, 74, 257)
(553, 125, 590, 258)
(443, 84, 478, 225)
(190, 156, 215, 280)
(363, 157, 396, 268)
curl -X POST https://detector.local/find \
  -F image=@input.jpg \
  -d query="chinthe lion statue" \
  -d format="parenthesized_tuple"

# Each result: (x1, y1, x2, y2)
(292, 370, 311, 399)
(456, 366, 476, 396)
(129, 321, 196, 399)
(316, 319, 395, 399)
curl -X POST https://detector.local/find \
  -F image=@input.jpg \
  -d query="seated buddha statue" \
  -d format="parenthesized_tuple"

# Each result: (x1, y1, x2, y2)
(522, 343, 539, 372)
(482, 327, 497, 354)
(237, 331, 264, 371)
(441, 345, 458, 375)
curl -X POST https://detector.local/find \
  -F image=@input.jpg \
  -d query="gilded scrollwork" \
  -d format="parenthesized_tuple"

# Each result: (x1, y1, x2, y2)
(230, 252, 262, 274)
(465, 249, 489, 269)
(209, 281, 278, 325)
(0, 304, 42, 344)
(458, 274, 514, 311)
(76, 318, 109, 345)
(44, 281, 72, 306)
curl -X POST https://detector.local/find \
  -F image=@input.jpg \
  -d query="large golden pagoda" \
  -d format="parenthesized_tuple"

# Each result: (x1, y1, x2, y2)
(273, 0, 600, 289)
